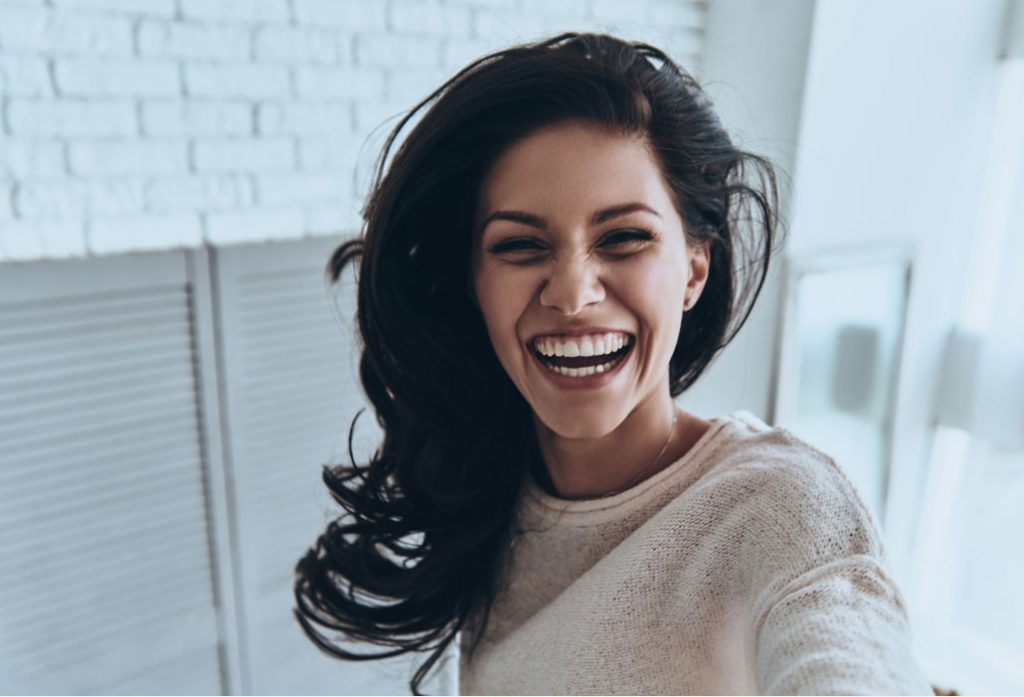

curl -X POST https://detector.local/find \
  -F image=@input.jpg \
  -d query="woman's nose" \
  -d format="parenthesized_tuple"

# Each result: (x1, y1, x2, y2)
(538, 254, 605, 315)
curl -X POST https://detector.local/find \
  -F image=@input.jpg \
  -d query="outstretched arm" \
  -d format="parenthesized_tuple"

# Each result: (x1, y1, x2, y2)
(754, 556, 933, 695)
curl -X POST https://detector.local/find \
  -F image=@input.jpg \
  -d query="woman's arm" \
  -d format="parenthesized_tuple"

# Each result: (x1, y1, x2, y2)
(753, 555, 933, 695)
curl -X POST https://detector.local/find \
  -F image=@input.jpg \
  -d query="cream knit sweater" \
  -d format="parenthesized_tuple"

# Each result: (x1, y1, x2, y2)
(457, 412, 932, 695)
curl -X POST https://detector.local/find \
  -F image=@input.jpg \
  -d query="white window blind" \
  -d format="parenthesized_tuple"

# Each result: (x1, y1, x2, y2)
(211, 238, 434, 695)
(0, 253, 225, 695)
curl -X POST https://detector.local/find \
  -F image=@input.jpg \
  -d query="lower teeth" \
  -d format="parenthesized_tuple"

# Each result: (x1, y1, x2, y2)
(544, 355, 622, 378)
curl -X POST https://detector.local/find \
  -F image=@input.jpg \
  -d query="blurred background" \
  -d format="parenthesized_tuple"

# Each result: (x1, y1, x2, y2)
(0, 0, 1021, 694)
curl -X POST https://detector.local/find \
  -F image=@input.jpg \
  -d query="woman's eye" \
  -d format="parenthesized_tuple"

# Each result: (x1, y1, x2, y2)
(489, 238, 544, 254)
(601, 229, 654, 248)
(487, 230, 653, 257)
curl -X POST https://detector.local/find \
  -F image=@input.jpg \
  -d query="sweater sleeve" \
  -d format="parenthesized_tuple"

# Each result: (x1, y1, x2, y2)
(753, 555, 933, 696)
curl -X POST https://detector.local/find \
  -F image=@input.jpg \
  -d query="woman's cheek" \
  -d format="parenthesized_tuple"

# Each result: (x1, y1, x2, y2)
(476, 274, 523, 356)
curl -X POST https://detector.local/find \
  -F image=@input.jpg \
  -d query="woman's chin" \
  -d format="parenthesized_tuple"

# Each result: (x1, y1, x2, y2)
(530, 409, 623, 442)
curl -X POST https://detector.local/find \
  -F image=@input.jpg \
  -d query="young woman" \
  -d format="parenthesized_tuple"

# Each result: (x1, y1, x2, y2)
(294, 33, 932, 695)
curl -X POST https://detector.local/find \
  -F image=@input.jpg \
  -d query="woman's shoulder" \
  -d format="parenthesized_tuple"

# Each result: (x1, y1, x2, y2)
(704, 411, 872, 508)
(684, 410, 885, 561)
(706, 410, 843, 471)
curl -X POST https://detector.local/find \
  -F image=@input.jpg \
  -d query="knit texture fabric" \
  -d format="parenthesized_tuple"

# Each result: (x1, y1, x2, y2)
(457, 412, 932, 695)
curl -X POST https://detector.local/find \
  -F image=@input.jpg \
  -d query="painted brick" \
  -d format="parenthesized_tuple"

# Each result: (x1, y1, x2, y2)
(306, 201, 361, 235)
(184, 63, 290, 98)
(137, 20, 251, 61)
(178, 0, 289, 23)
(54, 58, 180, 97)
(0, 219, 87, 261)
(292, 0, 386, 30)
(297, 136, 363, 173)
(353, 99, 418, 133)
(441, 36, 497, 70)
(651, 1, 704, 29)
(89, 212, 203, 254)
(51, 0, 175, 17)
(591, 0, 654, 23)
(354, 102, 405, 136)
(0, 6, 133, 56)
(565, 17, 606, 34)
(542, 15, 601, 36)
(0, 55, 53, 97)
(293, 66, 384, 99)
(472, 10, 551, 39)
(519, 0, 589, 17)
(617, 25, 673, 53)
(255, 172, 348, 206)
(388, 67, 452, 103)
(444, 0, 514, 5)
(144, 174, 255, 211)
(6, 100, 136, 137)
(256, 102, 352, 135)
(141, 100, 252, 136)
(15, 178, 144, 219)
(254, 25, 343, 64)
(0, 0, 695, 263)
(389, 0, 472, 36)
(205, 207, 305, 244)
(355, 33, 441, 68)
(662, 29, 702, 67)
(68, 140, 189, 176)
(192, 138, 294, 172)
(0, 141, 66, 178)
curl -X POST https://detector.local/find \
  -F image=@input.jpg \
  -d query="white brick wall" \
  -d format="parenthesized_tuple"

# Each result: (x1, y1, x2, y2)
(0, 0, 706, 263)
(141, 101, 252, 136)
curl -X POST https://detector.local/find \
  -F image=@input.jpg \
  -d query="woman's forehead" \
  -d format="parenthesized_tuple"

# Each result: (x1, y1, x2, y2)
(478, 121, 674, 218)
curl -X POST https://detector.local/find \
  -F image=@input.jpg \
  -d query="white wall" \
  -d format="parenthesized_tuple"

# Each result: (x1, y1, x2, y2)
(785, 0, 1007, 584)
(700, 0, 1010, 596)
(685, 0, 817, 420)
(0, 0, 706, 264)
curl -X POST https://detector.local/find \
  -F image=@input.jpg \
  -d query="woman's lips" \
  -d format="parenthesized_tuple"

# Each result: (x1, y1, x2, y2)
(529, 339, 634, 389)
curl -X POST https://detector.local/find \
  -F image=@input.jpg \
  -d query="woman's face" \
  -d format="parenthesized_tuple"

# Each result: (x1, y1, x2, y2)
(471, 120, 709, 439)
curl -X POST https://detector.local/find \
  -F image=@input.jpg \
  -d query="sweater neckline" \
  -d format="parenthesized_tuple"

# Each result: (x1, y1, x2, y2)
(522, 411, 757, 522)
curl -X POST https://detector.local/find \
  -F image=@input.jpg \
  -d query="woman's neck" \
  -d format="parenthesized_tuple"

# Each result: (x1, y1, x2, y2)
(532, 394, 709, 500)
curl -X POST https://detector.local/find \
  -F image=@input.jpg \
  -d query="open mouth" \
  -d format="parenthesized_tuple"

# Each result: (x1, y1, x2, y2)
(531, 335, 635, 378)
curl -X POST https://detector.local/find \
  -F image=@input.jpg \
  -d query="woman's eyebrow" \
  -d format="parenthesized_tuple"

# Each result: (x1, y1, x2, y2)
(479, 210, 547, 233)
(593, 202, 661, 224)
(479, 202, 661, 235)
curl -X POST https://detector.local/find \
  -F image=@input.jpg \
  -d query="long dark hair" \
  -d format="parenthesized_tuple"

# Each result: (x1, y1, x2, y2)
(294, 32, 778, 695)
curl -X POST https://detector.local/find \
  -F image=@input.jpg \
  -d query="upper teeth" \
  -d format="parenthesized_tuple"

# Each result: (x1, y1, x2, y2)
(534, 332, 630, 358)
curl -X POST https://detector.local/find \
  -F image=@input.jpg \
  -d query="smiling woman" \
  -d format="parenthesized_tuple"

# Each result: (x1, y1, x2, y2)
(293, 33, 933, 696)
(471, 121, 711, 499)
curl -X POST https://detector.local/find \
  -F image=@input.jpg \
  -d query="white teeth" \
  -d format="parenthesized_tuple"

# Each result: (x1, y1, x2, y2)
(549, 355, 622, 378)
(533, 332, 631, 358)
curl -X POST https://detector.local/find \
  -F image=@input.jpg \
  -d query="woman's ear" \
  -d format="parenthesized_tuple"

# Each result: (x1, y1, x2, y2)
(683, 241, 710, 310)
